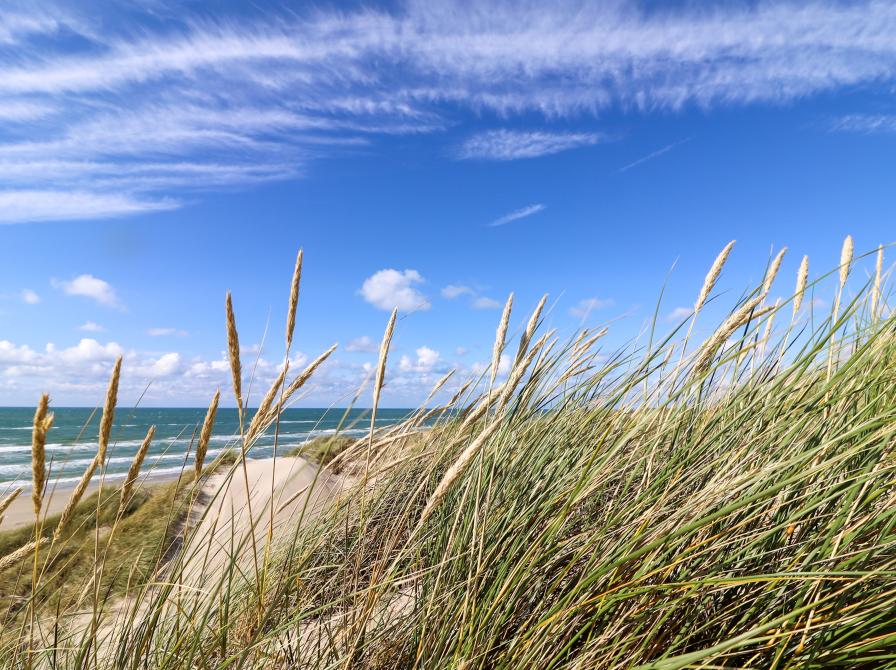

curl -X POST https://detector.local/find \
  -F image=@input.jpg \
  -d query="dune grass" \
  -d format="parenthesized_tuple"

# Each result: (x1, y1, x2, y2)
(1, 239, 895, 668)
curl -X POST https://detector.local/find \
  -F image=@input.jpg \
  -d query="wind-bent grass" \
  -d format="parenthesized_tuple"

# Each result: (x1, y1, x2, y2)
(1, 239, 895, 669)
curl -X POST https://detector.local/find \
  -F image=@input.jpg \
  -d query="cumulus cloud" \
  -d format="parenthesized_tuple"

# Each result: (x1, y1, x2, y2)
(147, 327, 187, 337)
(20, 288, 39, 304)
(78, 321, 104, 332)
(399, 346, 440, 373)
(441, 284, 473, 299)
(569, 297, 613, 319)
(345, 336, 378, 353)
(360, 269, 430, 312)
(458, 130, 603, 160)
(472, 296, 502, 310)
(51, 274, 119, 307)
(489, 204, 545, 227)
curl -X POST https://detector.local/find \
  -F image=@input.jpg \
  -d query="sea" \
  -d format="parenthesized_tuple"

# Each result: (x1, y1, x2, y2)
(0, 407, 412, 490)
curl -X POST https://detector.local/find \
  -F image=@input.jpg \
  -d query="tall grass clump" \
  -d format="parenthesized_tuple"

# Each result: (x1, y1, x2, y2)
(0, 238, 894, 669)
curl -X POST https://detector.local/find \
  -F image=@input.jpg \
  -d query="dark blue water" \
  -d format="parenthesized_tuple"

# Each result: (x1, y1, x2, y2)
(0, 407, 412, 489)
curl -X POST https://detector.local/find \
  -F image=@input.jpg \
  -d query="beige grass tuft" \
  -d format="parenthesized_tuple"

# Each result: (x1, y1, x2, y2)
(195, 390, 220, 476)
(0, 488, 22, 527)
(839, 235, 854, 289)
(286, 249, 303, 350)
(695, 240, 735, 314)
(793, 255, 809, 317)
(120, 426, 155, 514)
(694, 297, 773, 375)
(31, 393, 53, 519)
(225, 291, 243, 428)
(490, 294, 514, 389)
(762, 247, 787, 296)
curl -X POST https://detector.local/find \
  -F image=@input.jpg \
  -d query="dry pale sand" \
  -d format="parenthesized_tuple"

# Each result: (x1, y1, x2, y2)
(179, 455, 342, 585)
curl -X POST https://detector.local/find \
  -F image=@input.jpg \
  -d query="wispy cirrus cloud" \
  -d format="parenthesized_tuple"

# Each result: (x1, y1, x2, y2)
(489, 203, 545, 227)
(458, 130, 603, 160)
(830, 114, 896, 134)
(618, 137, 693, 173)
(2, 1, 896, 222)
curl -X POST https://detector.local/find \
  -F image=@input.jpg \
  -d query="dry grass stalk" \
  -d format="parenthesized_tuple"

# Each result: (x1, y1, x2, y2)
(372, 309, 397, 421)
(762, 247, 788, 295)
(695, 240, 735, 313)
(514, 294, 547, 367)
(0, 538, 49, 573)
(499, 331, 552, 410)
(226, 291, 243, 428)
(839, 234, 854, 289)
(693, 297, 773, 375)
(872, 245, 883, 319)
(31, 393, 53, 519)
(195, 390, 220, 477)
(245, 368, 288, 444)
(54, 361, 121, 540)
(120, 426, 155, 514)
(415, 418, 505, 529)
(490, 294, 514, 390)
(286, 249, 303, 351)
(793, 255, 809, 317)
(98, 356, 122, 466)
(269, 344, 338, 418)
(0, 488, 22, 527)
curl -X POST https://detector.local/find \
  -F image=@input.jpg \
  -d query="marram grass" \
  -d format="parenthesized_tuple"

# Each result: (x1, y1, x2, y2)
(1, 240, 895, 669)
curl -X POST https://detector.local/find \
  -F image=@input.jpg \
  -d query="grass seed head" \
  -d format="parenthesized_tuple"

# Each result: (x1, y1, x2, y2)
(695, 240, 735, 313)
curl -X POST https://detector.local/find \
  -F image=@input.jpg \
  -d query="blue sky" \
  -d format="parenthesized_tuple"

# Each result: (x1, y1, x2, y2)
(0, 0, 894, 407)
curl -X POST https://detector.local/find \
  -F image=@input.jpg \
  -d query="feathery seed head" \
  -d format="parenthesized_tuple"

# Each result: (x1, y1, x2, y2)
(793, 255, 809, 316)
(225, 292, 243, 424)
(120, 425, 155, 514)
(695, 240, 735, 313)
(762, 247, 788, 296)
(195, 390, 220, 477)
(286, 248, 303, 350)
(839, 235, 854, 288)
(872, 245, 883, 318)
(98, 357, 122, 465)
(490, 293, 514, 388)
(31, 393, 52, 518)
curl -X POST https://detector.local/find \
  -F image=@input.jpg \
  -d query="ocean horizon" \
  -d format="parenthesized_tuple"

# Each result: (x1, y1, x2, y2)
(0, 407, 414, 490)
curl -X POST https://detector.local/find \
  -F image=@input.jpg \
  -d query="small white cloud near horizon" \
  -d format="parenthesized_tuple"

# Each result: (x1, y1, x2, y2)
(346, 335, 378, 353)
(441, 284, 473, 299)
(472, 296, 502, 310)
(20, 289, 39, 304)
(490, 203, 545, 227)
(667, 306, 693, 322)
(147, 327, 187, 337)
(570, 297, 614, 319)
(360, 269, 430, 312)
(458, 130, 603, 161)
(52, 274, 119, 307)
(399, 345, 440, 373)
(78, 321, 105, 332)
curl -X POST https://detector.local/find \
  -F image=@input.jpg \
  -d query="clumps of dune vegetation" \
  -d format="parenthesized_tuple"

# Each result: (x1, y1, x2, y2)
(1, 239, 895, 668)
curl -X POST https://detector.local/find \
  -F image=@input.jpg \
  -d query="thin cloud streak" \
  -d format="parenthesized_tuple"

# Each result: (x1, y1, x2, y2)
(618, 137, 693, 173)
(489, 203, 545, 227)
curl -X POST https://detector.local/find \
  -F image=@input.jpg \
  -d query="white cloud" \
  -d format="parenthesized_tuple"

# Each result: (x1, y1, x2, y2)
(472, 296, 502, 310)
(147, 327, 187, 337)
(441, 284, 473, 299)
(489, 204, 545, 227)
(360, 269, 430, 312)
(78, 321, 104, 332)
(399, 346, 440, 373)
(455, 346, 468, 356)
(570, 297, 613, 319)
(0, 190, 177, 223)
(0, 2, 893, 222)
(667, 306, 693, 322)
(346, 335, 378, 353)
(150, 352, 181, 377)
(458, 130, 603, 161)
(20, 289, 39, 304)
(472, 353, 511, 378)
(52, 274, 119, 307)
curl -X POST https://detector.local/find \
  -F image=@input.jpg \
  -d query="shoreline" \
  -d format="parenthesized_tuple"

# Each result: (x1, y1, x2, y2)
(1, 468, 185, 532)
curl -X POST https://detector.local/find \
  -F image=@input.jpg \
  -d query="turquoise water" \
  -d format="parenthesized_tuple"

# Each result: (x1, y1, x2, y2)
(0, 407, 412, 489)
